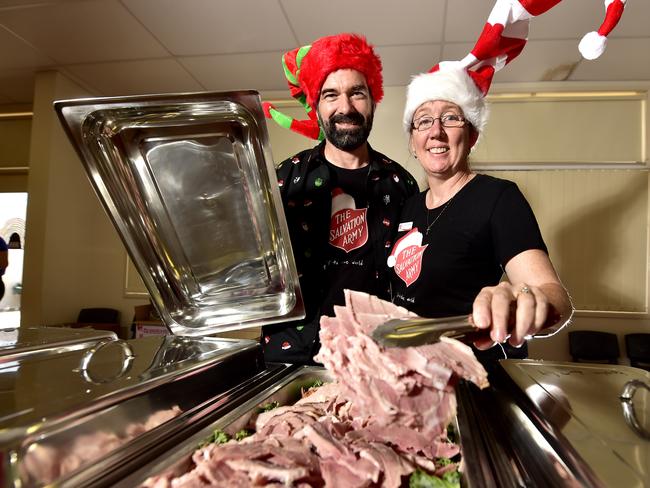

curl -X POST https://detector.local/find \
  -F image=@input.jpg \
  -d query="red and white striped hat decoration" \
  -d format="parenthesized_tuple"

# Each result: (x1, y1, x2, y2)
(403, 0, 628, 135)
(579, 0, 628, 60)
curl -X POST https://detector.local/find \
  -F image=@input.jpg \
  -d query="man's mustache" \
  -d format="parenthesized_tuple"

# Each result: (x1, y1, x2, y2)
(329, 113, 365, 127)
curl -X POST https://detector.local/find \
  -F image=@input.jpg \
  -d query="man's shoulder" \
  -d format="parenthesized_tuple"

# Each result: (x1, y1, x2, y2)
(277, 146, 320, 169)
(369, 149, 419, 192)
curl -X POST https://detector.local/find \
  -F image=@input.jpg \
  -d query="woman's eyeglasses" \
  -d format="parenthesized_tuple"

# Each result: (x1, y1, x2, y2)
(411, 113, 466, 131)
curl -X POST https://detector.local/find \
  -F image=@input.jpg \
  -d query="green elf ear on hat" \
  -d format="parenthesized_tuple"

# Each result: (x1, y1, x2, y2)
(262, 44, 324, 141)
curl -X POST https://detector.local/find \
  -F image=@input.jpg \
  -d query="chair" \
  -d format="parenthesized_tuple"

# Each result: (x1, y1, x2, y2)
(568, 331, 620, 364)
(625, 333, 650, 371)
(77, 308, 120, 324)
(75, 308, 121, 336)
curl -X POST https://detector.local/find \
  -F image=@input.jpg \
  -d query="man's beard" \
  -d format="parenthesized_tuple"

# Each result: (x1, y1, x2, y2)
(319, 111, 374, 151)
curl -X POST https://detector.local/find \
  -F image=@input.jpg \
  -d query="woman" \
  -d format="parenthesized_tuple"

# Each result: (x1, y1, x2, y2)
(387, 67, 573, 363)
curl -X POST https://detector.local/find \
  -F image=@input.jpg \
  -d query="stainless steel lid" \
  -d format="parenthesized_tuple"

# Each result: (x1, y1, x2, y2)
(501, 360, 650, 487)
(55, 90, 303, 336)
(0, 326, 116, 362)
(0, 335, 270, 487)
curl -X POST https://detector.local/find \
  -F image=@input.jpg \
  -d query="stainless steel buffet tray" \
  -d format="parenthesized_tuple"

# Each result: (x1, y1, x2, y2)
(0, 335, 283, 488)
(457, 359, 649, 488)
(55, 90, 303, 337)
(502, 360, 649, 487)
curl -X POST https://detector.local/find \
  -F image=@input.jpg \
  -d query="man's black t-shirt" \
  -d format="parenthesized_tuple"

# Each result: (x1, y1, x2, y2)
(321, 162, 381, 317)
(260, 141, 419, 364)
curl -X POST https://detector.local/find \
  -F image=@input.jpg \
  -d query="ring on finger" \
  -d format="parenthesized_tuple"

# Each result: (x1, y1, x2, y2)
(519, 285, 531, 295)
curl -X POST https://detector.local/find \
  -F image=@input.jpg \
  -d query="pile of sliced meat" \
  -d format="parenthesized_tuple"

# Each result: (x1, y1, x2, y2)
(146, 290, 488, 487)
(315, 290, 489, 459)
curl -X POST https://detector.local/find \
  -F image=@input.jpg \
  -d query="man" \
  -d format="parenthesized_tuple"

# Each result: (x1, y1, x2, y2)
(261, 33, 419, 364)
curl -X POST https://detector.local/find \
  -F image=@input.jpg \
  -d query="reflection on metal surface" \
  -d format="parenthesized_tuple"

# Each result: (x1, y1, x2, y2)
(501, 360, 650, 487)
(79, 339, 135, 384)
(524, 382, 573, 430)
(55, 91, 303, 337)
(456, 378, 597, 488)
(620, 380, 650, 440)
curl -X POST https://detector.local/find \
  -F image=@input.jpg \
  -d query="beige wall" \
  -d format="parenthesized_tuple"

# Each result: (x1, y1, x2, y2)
(20, 71, 147, 333)
(3, 73, 648, 360)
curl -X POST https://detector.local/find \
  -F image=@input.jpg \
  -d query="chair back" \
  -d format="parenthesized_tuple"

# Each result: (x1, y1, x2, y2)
(568, 330, 619, 364)
(77, 308, 120, 324)
(625, 333, 650, 370)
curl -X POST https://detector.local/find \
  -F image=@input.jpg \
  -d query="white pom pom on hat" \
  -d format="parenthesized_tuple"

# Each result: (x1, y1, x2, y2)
(579, 0, 627, 60)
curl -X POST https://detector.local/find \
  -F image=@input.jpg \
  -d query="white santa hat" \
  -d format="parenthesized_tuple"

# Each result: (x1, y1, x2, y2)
(403, 67, 488, 136)
(403, 0, 628, 135)
(387, 229, 424, 268)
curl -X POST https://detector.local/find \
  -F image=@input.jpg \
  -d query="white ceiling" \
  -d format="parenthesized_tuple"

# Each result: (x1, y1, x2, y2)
(1, 0, 649, 106)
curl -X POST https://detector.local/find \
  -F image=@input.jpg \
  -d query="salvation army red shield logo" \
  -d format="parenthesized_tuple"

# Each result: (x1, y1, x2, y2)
(387, 228, 427, 287)
(329, 188, 369, 253)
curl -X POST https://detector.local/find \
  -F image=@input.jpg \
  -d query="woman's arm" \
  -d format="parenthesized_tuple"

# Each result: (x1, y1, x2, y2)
(471, 248, 573, 348)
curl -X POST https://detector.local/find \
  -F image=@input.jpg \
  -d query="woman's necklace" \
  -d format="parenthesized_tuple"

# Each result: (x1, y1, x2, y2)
(425, 197, 452, 236)
(424, 174, 475, 236)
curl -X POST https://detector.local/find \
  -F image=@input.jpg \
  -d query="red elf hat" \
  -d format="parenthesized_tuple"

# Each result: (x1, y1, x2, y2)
(263, 33, 383, 141)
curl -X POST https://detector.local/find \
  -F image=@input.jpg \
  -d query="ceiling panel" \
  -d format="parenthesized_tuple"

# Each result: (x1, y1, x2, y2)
(0, 0, 81, 6)
(377, 44, 442, 87)
(0, 26, 56, 71)
(531, 2, 612, 41)
(65, 59, 204, 96)
(572, 38, 650, 81)
(444, 0, 493, 44)
(122, 0, 297, 55)
(180, 51, 288, 92)
(0, 0, 169, 64)
(281, 0, 446, 46)
(0, 0, 648, 108)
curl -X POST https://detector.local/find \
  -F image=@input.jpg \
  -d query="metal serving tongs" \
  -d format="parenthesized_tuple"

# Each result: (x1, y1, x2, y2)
(372, 308, 563, 348)
(371, 315, 481, 348)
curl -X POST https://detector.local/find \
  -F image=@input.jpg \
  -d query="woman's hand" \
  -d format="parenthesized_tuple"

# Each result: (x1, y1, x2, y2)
(471, 281, 555, 349)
